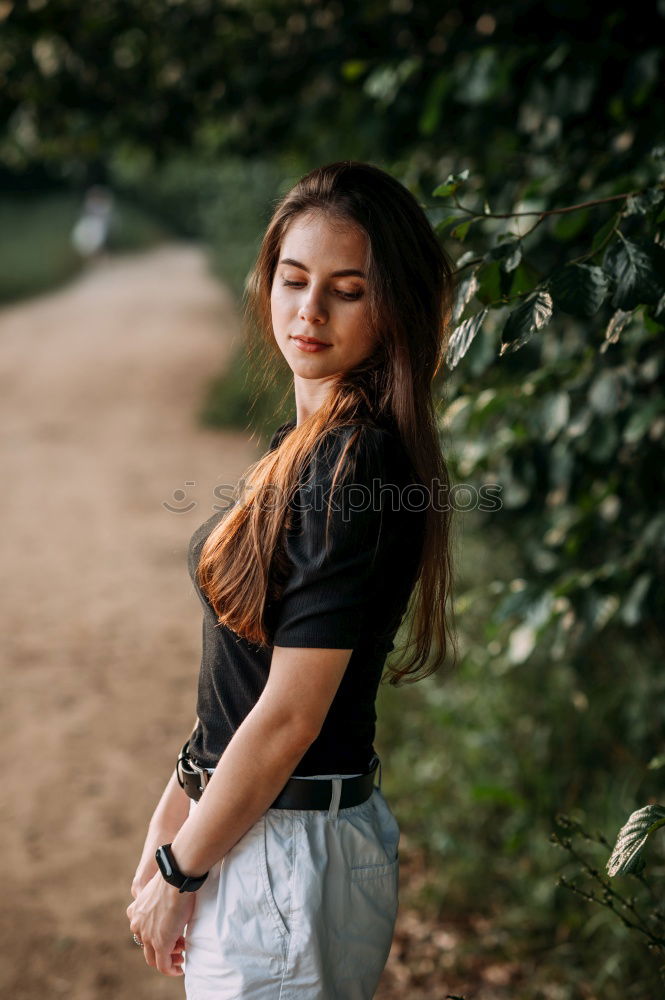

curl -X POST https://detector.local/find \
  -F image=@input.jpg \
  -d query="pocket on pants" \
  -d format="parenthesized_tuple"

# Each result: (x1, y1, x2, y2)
(184, 810, 290, 999)
(258, 811, 294, 941)
(347, 788, 400, 869)
(348, 790, 400, 911)
(350, 854, 399, 881)
(328, 791, 401, 996)
(349, 850, 400, 941)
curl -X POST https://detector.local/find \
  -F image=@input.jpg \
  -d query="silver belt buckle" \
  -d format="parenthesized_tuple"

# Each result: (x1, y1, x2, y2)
(177, 743, 210, 795)
(188, 755, 211, 794)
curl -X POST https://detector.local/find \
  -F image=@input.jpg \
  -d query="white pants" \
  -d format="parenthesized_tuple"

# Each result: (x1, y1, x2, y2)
(182, 763, 400, 999)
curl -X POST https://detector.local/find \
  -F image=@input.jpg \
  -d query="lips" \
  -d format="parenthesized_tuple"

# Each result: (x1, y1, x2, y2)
(292, 335, 331, 346)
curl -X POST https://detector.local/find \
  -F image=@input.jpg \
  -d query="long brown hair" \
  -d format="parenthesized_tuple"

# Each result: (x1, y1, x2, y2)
(197, 160, 459, 684)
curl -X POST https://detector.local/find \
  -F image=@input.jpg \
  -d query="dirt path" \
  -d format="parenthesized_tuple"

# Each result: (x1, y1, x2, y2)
(0, 243, 500, 1000)
(0, 243, 267, 999)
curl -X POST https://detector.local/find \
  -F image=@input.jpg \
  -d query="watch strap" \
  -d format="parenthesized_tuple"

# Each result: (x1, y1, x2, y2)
(155, 843, 209, 893)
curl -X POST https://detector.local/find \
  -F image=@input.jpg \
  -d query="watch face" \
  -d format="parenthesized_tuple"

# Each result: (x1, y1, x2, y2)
(156, 843, 208, 891)
(157, 847, 174, 877)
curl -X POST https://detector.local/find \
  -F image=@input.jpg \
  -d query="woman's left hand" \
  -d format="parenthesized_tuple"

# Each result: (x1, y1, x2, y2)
(126, 870, 197, 976)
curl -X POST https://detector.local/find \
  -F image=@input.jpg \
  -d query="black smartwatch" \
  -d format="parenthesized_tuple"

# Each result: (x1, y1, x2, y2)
(155, 843, 209, 893)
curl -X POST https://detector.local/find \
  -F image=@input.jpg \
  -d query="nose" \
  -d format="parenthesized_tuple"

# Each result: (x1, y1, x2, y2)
(298, 286, 327, 325)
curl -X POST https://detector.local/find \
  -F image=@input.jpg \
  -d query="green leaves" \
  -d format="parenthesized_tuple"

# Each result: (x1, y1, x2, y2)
(623, 185, 664, 217)
(549, 263, 609, 318)
(539, 391, 571, 442)
(435, 213, 467, 236)
(446, 308, 489, 370)
(364, 57, 421, 105)
(487, 238, 522, 273)
(418, 70, 453, 136)
(606, 805, 665, 877)
(341, 60, 369, 82)
(603, 237, 665, 310)
(433, 167, 665, 367)
(587, 369, 625, 416)
(449, 218, 474, 241)
(590, 212, 621, 255)
(432, 169, 470, 199)
(451, 271, 480, 324)
(500, 290, 553, 354)
(622, 398, 665, 444)
(619, 573, 653, 627)
(437, 179, 665, 671)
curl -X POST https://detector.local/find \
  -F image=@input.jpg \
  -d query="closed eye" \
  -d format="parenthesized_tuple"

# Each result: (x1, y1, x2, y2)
(281, 280, 363, 301)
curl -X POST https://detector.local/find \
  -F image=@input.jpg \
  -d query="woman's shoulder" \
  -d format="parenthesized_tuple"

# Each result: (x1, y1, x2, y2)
(308, 421, 415, 497)
(267, 417, 390, 454)
(310, 420, 384, 460)
(266, 420, 296, 453)
(267, 416, 413, 486)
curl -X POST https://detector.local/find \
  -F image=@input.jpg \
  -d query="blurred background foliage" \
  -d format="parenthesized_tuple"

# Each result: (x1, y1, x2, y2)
(2, 0, 664, 995)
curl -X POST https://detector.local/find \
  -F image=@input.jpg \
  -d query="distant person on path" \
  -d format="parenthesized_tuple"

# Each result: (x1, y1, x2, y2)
(126, 160, 458, 998)
(70, 185, 113, 258)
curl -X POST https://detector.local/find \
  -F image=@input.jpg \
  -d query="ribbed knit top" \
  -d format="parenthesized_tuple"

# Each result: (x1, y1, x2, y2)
(186, 418, 426, 775)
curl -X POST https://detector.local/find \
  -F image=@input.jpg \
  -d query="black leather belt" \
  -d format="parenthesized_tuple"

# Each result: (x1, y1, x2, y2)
(176, 738, 380, 810)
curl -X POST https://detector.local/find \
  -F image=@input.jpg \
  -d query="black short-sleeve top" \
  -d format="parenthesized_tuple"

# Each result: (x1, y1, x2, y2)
(186, 419, 426, 775)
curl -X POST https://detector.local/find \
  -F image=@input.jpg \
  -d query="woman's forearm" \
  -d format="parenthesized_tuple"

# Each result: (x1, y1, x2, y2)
(148, 767, 191, 831)
(132, 766, 192, 898)
(147, 717, 200, 831)
(169, 702, 314, 877)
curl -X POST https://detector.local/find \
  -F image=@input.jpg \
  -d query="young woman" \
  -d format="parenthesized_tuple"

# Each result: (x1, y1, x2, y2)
(127, 160, 458, 999)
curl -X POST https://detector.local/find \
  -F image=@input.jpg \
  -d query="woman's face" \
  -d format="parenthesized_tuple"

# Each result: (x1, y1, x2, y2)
(270, 211, 377, 378)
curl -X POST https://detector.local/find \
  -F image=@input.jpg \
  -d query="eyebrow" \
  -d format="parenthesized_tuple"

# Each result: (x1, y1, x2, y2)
(279, 257, 367, 279)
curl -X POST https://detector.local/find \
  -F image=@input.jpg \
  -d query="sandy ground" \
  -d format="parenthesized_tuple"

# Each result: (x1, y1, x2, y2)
(0, 243, 274, 999)
(0, 243, 511, 1000)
